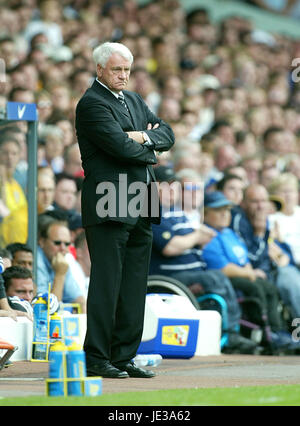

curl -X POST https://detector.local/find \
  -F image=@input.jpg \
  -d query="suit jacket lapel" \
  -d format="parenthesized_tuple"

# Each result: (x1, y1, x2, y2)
(90, 80, 132, 121)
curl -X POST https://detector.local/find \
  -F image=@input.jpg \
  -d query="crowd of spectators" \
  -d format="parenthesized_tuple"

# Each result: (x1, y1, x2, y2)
(244, 0, 300, 18)
(0, 0, 300, 352)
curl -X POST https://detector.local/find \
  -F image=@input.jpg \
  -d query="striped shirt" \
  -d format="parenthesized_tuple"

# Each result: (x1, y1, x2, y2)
(149, 208, 206, 275)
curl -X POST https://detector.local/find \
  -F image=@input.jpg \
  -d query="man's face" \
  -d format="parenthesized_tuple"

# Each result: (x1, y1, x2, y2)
(54, 179, 77, 211)
(12, 250, 34, 271)
(204, 206, 232, 230)
(6, 277, 34, 302)
(39, 224, 71, 261)
(223, 178, 244, 206)
(242, 186, 269, 226)
(97, 53, 131, 94)
(37, 174, 55, 213)
(0, 141, 20, 174)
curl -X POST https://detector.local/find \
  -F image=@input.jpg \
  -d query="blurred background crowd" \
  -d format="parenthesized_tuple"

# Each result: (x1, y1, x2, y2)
(1, 0, 300, 341)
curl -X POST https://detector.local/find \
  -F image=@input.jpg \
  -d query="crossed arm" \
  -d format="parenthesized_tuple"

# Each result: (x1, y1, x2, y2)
(126, 122, 159, 145)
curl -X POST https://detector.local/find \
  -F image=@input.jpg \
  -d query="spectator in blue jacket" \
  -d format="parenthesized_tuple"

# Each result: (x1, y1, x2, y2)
(202, 190, 300, 352)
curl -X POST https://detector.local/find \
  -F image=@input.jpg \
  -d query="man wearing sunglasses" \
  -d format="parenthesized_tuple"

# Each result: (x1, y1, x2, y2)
(37, 220, 86, 313)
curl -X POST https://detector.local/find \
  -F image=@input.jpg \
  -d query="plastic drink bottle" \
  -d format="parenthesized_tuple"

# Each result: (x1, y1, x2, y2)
(48, 340, 68, 396)
(66, 341, 87, 396)
(49, 312, 62, 342)
(32, 296, 48, 360)
(133, 354, 162, 367)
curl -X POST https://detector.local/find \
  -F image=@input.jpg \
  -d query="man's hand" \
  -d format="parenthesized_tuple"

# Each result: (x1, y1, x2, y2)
(0, 308, 33, 322)
(147, 123, 159, 130)
(270, 220, 283, 242)
(0, 309, 18, 321)
(51, 253, 69, 302)
(195, 224, 216, 246)
(126, 123, 160, 144)
(244, 263, 257, 281)
(52, 252, 69, 276)
(268, 241, 289, 267)
(253, 268, 267, 279)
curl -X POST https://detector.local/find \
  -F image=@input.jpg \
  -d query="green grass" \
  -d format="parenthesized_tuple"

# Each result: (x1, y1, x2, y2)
(1, 384, 300, 406)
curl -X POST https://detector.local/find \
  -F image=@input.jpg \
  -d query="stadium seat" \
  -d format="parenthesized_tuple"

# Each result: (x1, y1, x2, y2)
(0, 338, 18, 371)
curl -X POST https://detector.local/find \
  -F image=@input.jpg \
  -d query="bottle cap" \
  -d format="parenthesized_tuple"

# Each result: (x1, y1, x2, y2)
(36, 297, 47, 304)
(67, 341, 83, 351)
(50, 312, 61, 320)
(50, 340, 67, 352)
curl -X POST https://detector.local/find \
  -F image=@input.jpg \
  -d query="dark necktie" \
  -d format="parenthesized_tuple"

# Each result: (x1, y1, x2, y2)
(118, 93, 128, 111)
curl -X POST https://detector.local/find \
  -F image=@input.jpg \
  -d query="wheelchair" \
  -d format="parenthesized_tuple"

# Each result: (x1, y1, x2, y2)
(147, 275, 272, 350)
(147, 275, 199, 309)
(147, 275, 230, 348)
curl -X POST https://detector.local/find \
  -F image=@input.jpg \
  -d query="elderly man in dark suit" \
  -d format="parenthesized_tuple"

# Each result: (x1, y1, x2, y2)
(75, 42, 174, 378)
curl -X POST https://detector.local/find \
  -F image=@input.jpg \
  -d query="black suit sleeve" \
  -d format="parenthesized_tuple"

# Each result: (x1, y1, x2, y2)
(136, 94, 175, 152)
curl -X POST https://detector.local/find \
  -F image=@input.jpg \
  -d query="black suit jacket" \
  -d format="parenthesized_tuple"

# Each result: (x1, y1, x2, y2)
(75, 80, 175, 226)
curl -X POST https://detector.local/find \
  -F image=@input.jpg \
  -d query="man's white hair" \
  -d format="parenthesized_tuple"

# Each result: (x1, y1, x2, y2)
(92, 42, 134, 68)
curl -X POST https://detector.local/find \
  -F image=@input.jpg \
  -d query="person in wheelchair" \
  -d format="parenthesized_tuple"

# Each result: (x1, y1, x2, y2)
(150, 166, 258, 354)
(231, 182, 300, 322)
(202, 190, 299, 352)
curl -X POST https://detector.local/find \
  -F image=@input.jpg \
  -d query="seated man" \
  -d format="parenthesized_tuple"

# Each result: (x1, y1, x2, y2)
(0, 272, 19, 320)
(3, 265, 34, 303)
(231, 183, 300, 322)
(52, 173, 78, 220)
(0, 254, 29, 319)
(202, 191, 297, 352)
(37, 219, 86, 313)
(6, 243, 34, 272)
(3, 266, 34, 317)
(150, 166, 257, 354)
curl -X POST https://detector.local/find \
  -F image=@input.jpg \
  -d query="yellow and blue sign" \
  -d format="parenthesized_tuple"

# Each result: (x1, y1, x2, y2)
(138, 318, 199, 358)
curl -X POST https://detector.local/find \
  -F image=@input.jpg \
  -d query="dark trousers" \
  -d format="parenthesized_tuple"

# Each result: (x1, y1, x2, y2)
(230, 277, 282, 332)
(84, 216, 153, 367)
